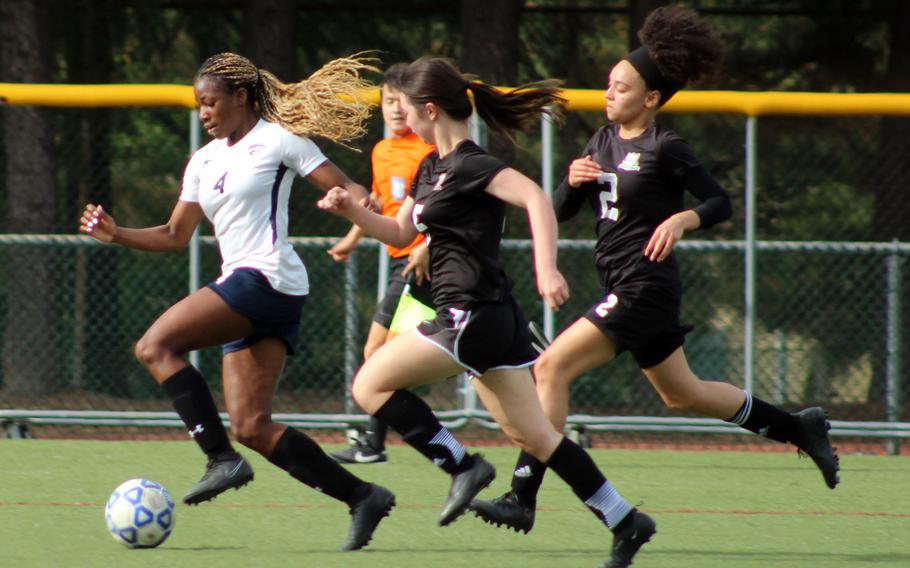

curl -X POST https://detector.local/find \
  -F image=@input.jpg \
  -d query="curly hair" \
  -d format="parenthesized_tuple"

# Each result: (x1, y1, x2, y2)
(195, 52, 378, 147)
(638, 5, 723, 87)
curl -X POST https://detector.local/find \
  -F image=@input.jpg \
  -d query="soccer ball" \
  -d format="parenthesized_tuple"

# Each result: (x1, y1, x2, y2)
(105, 478, 176, 548)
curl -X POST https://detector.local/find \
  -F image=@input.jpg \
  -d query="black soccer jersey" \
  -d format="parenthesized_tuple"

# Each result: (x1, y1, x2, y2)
(553, 123, 731, 288)
(409, 140, 510, 308)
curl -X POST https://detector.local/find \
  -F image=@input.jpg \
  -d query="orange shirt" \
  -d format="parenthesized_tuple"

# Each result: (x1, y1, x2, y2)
(371, 132, 435, 258)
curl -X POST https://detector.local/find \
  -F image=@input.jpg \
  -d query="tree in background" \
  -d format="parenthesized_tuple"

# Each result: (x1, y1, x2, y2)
(243, 0, 297, 82)
(0, 0, 907, 414)
(0, 0, 63, 395)
(460, 0, 522, 163)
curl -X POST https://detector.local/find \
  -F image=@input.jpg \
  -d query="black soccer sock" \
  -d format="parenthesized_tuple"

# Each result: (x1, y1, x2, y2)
(510, 450, 546, 505)
(365, 415, 388, 451)
(161, 366, 233, 459)
(267, 427, 365, 504)
(546, 437, 632, 530)
(373, 389, 468, 474)
(726, 390, 804, 446)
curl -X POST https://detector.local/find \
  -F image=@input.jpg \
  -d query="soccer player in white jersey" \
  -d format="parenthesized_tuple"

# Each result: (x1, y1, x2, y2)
(79, 52, 393, 552)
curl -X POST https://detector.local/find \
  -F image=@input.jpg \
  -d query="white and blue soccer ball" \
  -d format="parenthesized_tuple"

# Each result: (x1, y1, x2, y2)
(105, 478, 175, 548)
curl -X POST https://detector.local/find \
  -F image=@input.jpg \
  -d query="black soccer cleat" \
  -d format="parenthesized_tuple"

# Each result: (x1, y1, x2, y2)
(794, 407, 840, 489)
(341, 483, 396, 551)
(439, 454, 496, 527)
(330, 429, 388, 464)
(602, 509, 656, 568)
(331, 444, 388, 464)
(183, 452, 254, 505)
(469, 491, 536, 534)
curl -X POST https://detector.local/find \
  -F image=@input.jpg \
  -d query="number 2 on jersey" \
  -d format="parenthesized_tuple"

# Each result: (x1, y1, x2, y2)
(596, 171, 619, 221)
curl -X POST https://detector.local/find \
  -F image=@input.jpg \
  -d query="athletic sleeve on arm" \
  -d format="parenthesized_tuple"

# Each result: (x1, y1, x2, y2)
(661, 135, 732, 229)
(282, 130, 329, 177)
(179, 148, 205, 203)
(553, 176, 589, 222)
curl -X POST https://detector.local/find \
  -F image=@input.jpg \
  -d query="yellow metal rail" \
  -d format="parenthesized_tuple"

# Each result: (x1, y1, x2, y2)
(2, 83, 909, 115)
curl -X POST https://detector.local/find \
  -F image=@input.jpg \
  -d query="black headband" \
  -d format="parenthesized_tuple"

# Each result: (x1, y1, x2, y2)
(624, 45, 683, 106)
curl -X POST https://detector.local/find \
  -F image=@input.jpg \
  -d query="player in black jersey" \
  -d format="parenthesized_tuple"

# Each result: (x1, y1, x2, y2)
(319, 57, 656, 568)
(470, 6, 840, 549)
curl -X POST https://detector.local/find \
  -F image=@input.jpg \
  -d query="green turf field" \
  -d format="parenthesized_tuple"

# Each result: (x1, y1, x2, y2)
(2, 439, 908, 567)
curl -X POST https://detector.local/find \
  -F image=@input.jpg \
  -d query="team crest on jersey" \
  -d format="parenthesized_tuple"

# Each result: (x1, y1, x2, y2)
(391, 176, 406, 201)
(248, 144, 266, 155)
(432, 172, 448, 192)
(617, 152, 641, 171)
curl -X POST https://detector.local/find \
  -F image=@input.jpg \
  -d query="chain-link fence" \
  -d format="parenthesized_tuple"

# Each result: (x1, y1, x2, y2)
(1, 90, 908, 449)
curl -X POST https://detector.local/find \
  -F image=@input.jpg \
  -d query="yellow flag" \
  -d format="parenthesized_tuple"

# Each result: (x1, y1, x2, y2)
(387, 284, 436, 339)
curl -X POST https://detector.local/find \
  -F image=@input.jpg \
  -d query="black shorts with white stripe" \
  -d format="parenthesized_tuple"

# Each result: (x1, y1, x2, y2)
(416, 296, 537, 376)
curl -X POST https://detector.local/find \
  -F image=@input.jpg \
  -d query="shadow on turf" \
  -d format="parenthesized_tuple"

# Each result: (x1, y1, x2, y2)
(355, 547, 604, 558)
(647, 549, 910, 564)
(158, 546, 245, 552)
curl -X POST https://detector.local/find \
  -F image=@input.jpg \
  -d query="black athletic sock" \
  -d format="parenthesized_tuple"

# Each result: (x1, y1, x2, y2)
(546, 437, 632, 530)
(726, 390, 804, 445)
(267, 427, 365, 504)
(510, 450, 546, 506)
(161, 366, 232, 459)
(373, 390, 468, 474)
(365, 416, 388, 451)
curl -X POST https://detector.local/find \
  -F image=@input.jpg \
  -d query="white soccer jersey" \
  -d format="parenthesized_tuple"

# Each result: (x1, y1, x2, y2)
(180, 119, 327, 295)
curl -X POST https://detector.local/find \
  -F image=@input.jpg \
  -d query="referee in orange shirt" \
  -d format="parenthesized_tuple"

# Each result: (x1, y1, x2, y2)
(329, 63, 435, 464)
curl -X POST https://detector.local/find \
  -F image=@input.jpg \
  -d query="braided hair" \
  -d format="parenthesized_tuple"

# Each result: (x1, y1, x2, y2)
(195, 52, 378, 146)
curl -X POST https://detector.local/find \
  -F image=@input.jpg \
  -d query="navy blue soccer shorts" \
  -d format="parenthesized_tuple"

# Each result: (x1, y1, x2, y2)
(207, 268, 307, 355)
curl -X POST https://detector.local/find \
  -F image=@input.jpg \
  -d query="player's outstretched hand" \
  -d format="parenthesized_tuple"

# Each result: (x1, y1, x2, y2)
(567, 155, 603, 188)
(79, 204, 117, 243)
(645, 211, 698, 262)
(537, 268, 569, 310)
(327, 237, 356, 262)
(317, 187, 354, 215)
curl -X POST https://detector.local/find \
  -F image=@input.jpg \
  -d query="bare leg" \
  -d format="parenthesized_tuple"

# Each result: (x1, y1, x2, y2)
(363, 321, 390, 359)
(473, 368, 563, 461)
(145, 289, 256, 505)
(134, 287, 253, 382)
(222, 337, 287, 456)
(534, 318, 616, 430)
(352, 329, 463, 413)
(641, 347, 746, 418)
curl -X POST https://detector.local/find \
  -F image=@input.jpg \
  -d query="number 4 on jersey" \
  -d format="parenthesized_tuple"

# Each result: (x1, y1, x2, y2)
(213, 172, 227, 193)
